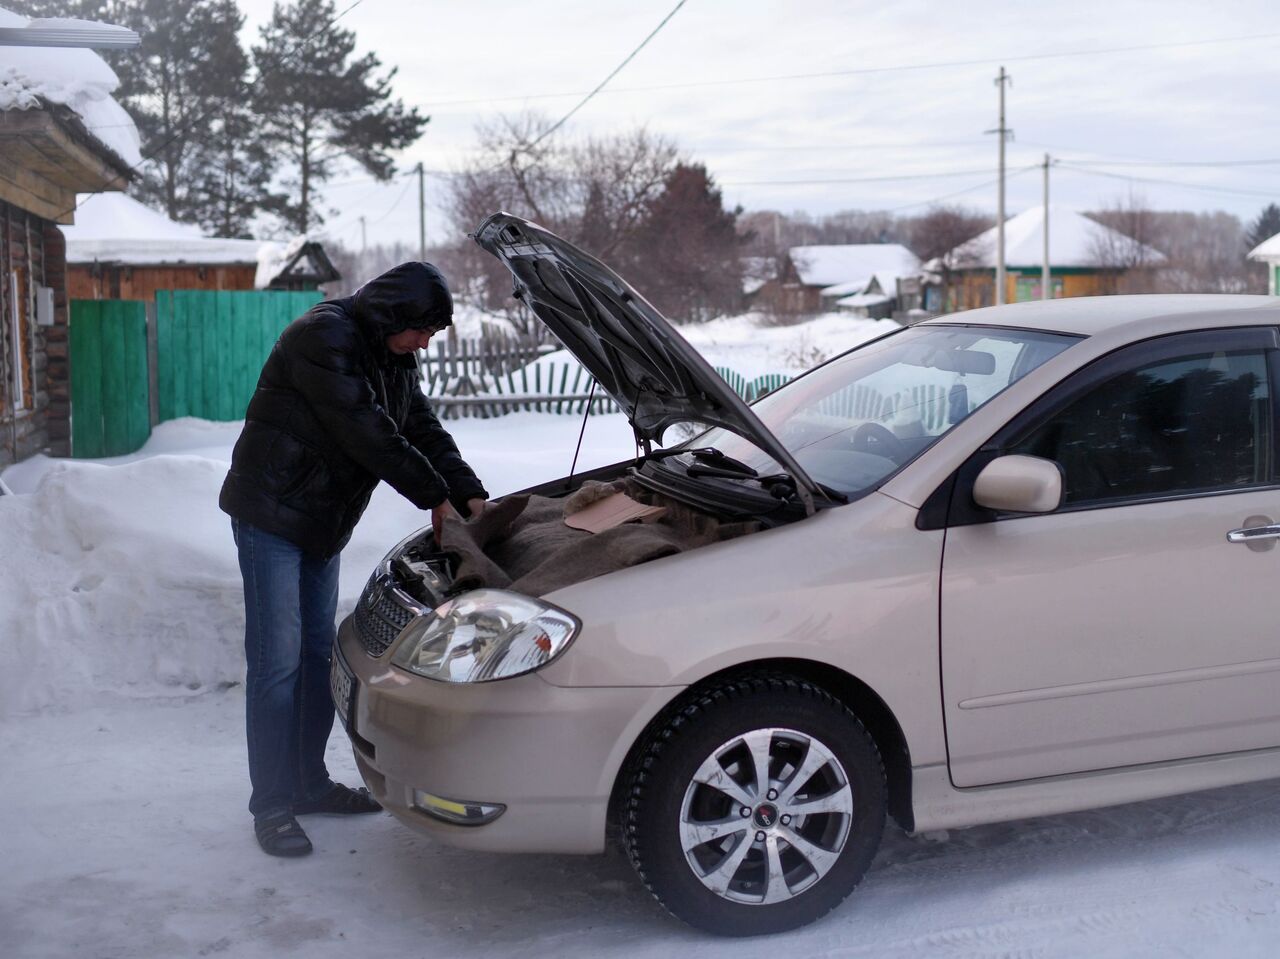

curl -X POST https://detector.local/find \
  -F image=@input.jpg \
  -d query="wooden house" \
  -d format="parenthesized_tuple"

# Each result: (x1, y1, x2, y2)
(937, 206, 1165, 312)
(63, 193, 341, 299)
(758, 243, 921, 316)
(0, 7, 136, 466)
(1248, 231, 1280, 295)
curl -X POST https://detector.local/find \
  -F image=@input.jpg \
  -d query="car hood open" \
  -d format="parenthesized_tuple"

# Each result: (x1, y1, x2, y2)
(472, 212, 822, 511)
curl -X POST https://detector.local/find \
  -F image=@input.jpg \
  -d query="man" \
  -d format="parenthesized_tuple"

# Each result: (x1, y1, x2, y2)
(220, 262, 487, 857)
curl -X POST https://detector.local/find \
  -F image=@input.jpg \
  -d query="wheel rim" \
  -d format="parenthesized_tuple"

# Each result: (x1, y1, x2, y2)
(678, 726, 853, 905)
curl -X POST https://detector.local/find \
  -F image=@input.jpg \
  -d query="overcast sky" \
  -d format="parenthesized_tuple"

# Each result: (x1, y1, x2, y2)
(234, 0, 1280, 249)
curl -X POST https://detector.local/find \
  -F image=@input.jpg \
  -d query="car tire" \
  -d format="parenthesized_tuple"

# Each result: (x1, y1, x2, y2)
(623, 673, 886, 936)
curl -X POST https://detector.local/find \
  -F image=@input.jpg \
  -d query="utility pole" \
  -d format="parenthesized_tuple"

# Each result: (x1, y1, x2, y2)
(990, 67, 1012, 305)
(416, 161, 426, 262)
(1042, 153, 1051, 301)
(359, 215, 367, 254)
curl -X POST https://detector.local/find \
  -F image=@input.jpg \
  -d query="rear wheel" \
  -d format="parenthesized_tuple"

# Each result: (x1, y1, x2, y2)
(623, 674, 886, 936)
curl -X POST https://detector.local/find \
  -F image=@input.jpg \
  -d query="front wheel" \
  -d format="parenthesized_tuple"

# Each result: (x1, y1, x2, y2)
(623, 674, 887, 936)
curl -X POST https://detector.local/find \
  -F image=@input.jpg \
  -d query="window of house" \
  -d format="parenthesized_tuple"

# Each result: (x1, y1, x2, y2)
(3, 268, 33, 415)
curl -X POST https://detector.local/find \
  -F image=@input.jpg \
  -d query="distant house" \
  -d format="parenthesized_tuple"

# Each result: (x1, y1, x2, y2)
(63, 193, 340, 300)
(758, 243, 921, 317)
(937, 205, 1165, 312)
(1248, 232, 1280, 294)
(0, 6, 137, 466)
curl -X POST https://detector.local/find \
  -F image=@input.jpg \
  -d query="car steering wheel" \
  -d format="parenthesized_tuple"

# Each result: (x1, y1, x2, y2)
(851, 422, 908, 461)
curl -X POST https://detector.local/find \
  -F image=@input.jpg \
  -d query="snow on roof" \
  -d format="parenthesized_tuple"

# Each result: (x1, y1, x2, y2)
(0, 6, 141, 168)
(835, 292, 892, 309)
(789, 243, 920, 293)
(62, 192, 262, 266)
(948, 205, 1165, 270)
(254, 235, 312, 289)
(1248, 231, 1280, 262)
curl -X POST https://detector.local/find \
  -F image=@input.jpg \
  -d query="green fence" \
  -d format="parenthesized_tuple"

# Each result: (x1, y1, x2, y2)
(69, 290, 321, 458)
(69, 299, 150, 458)
(156, 290, 320, 422)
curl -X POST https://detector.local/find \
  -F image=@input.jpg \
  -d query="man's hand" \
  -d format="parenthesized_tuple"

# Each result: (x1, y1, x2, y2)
(466, 497, 489, 519)
(432, 500, 458, 546)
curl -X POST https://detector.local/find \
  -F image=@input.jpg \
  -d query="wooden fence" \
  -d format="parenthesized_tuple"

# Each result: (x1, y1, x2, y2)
(156, 290, 321, 422)
(69, 299, 150, 457)
(69, 290, 321, 457)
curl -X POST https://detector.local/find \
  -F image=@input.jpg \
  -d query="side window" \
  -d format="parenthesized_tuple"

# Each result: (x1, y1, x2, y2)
(1011, 349, 1273, 506)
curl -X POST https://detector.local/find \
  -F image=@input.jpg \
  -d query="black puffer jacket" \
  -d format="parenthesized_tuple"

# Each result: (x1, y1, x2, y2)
(219, 262, 487, 557)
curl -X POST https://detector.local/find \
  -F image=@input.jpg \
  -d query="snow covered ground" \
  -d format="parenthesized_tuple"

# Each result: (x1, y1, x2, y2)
(4, 353, 1280, 955)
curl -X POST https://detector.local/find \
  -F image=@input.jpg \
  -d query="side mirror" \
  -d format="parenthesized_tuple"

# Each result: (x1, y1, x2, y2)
(972, 454, 1063, 514)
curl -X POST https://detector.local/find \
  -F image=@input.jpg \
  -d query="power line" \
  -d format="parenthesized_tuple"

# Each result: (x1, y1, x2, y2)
(527, 0, 689, 149)
(721, 167, 999, 187)
(886, 164, 1041, 214)
(1062, 157, 1280, 169)
(1056, 163, 1280, 200)
(419, 30, 1280, 109)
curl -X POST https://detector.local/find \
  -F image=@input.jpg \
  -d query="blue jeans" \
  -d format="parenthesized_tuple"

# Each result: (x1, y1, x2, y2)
(232, 518, 340, 819)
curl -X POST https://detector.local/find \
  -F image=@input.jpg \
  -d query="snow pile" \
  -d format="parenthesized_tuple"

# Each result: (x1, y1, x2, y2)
(680, 310, 893, 377)
(63, 192, 262, 265)
(0, 455, 244, 716)
(0, 7, 141, 168)
(0, 414, 635, 718)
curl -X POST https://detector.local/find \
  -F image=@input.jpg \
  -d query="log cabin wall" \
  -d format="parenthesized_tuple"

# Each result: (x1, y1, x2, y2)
(67, 262, 258, 301)
(0, 198, 68, 467)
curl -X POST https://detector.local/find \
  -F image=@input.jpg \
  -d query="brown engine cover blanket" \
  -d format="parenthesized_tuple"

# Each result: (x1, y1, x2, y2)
(439, 480, 760, 597)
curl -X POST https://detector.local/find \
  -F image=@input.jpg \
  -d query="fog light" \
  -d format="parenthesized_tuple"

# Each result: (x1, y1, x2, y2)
(411, 789, 506, 826)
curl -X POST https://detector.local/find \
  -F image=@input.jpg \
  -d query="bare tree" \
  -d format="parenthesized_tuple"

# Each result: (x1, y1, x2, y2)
(445, 114, 687, 325)
(903, 205, 993, 311)
(1146, 211, 1257, 293)
(1087, 191, 1162, 293)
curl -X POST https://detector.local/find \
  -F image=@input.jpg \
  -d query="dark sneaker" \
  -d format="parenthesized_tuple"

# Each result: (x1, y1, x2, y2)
(293, 783, 382, 815)
(254, 813, 313, 857)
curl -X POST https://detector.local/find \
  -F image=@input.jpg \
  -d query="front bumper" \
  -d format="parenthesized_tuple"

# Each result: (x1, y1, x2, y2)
(334, 615, 676, 854)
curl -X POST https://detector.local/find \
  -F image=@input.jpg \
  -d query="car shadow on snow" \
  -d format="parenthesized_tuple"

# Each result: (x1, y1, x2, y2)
(340, 776, 1280, 942)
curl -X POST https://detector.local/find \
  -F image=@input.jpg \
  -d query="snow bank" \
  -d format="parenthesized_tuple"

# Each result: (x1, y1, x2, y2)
(0, 7, 141, 168)
(0, 413, 635, 717)
(0, 455, 244, 716)
(680, 310, 895, 378)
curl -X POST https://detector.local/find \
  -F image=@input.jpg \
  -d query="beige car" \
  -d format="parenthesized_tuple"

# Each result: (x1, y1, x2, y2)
(332, 213, 1280, 936)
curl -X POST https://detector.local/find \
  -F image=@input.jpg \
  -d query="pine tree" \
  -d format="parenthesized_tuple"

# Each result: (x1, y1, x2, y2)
(194, 102, 281, 238)
(110, 0, 254, 223)
(1246, 203, 1280, 251)
(627, 164, 744, 323)
(9, 0, 269, 232)
(252, 0, 428, 234)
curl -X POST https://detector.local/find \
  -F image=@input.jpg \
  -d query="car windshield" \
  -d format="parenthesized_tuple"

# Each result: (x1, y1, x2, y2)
(690, 324, 1078, 497)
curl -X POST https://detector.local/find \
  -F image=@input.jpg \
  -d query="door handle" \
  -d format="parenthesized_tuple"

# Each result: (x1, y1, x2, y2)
(1227, 524, 1280, 544)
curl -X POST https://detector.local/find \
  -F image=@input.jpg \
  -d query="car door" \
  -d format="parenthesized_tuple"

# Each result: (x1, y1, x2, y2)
(939, 327, 1280, 788)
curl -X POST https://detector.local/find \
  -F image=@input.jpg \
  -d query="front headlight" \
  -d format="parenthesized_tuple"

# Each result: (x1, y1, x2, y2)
(390, 589, 580, 683)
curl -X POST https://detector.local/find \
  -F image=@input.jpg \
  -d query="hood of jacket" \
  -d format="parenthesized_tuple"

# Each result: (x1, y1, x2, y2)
(351, 261, 454, 340)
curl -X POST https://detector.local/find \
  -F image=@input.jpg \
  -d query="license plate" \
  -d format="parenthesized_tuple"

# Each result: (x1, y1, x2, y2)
(331, 646, 356, 726)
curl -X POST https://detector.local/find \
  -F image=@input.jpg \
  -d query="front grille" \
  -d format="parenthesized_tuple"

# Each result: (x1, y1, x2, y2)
(354, 587, 417, 658)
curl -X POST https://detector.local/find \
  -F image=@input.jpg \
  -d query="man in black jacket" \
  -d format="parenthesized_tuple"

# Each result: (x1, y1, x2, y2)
(220, 262, 487, 857)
